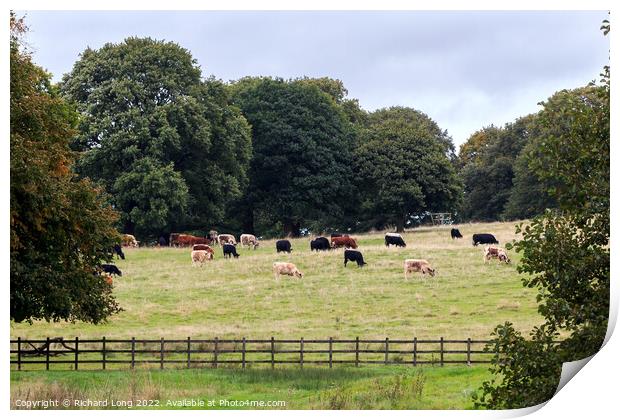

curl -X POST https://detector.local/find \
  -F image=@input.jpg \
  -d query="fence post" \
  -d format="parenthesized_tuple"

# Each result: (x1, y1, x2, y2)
(300, 337, 304, 369)
(214, 337, 218, 368)
(17, 337, 21, 371)
(440, 337, 444, 367)
(467, 338, 471, 366)
(355, 337, 359, 367)
(131, 337, 136, 369)
(46, 337, 50, 371)
(186, 337, 191, 368)
(74, 337, 79, 371)
(160, 337, 164, 370)
(384, 337, 389, 365)
(270, 337, 275, 369)
(329, 337, 333, 369)
(413, 337, 417, 367)
(242, 337, 246, 369)
(102, 337, 106, 370)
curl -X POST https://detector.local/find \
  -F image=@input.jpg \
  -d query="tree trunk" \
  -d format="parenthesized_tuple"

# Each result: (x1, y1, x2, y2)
(395, 218, 405, 233)
(283, 221, 302, 237)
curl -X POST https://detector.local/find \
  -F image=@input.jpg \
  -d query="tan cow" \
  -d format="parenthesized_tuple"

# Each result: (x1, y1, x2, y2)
(217, 234, 237, 246)
(273, 262, 303, 280)
(404, 259, 436, 279)
(191, 250, 212, 266)
(121, 234, 139, 247)
(240, 234, 260, 249)
(483, 246, 510, 264)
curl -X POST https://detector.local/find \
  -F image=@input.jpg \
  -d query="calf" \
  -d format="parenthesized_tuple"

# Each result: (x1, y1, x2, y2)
(385, 233, 406, 247)
(276, 239, 292, 253)
(404, 259, 435, 279)
(223, 243, 240, 258)
(483, 246, 511, 264)
(344, 250, 367, 267)
(240, 234, 260, 249)
(451, 228, 463, 239)
(311, 237, 330, 251)
(191, 250, 212, 266)
(273, 262, 303, 280)
(101, 264, 122, 277)
(331, 236, 358, 249)
(472, 233, 499, 246)
(218, 234, 237, 246)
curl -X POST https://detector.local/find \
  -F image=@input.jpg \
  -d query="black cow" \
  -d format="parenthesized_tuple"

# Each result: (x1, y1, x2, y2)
(101, 264, 122, 276)
(472, 233, 499, 246)
(112, 244, 125, 260)
(223, 243, 240, 258)
(276, 240, 292, 253)
(344, 250, 367, 267)
(385, 234, 406, 247)
(451, 228, 463, 239)
(311, 237, 331, 251)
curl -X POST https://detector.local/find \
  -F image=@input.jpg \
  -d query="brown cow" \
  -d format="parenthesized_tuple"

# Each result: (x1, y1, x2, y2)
(404, 259, 436, 279)
(331, 236, 358, 249)
(191, 250, 212, 266)
(483, 246, 510, 264)
(240, 234, 259, 249)
(121, 234, 139, 247)
(177, 234, 212, 247)
(169, 233, 181, 247)
(273, 262, 303, 280)
(192, 244, 215, 254)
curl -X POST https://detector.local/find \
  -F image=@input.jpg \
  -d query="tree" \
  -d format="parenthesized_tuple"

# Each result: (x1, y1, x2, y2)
(10, 13, 121, 323)
(230, 77, 356, 236)
(60, 38, 252, 237)
(354, 107, 461, 232)
(474, 82, 609, 409)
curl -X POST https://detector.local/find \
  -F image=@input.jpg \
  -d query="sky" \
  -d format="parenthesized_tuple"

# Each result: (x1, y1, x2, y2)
(19, 10, 609, 147)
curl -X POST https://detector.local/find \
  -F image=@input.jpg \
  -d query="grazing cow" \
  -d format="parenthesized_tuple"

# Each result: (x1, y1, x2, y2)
(240, 234, 260, 249)
(121, 234, 138, 247)
(223, 243, 240, 258)
(472, 233, 499, 246)
(276, 239, 292, 253)
(451, 228, 463, 239)
(112, 244, 125, 260)
(404, 259, 436, 279)
(101, 264, 122, 277)
(191, 250, 211, 266)
(273, 262, 303, 280)
(344, 250, 367, 267)
(218, 234, 237, 246)
(177, 234, 212, 247)
(169, 233, 181, 247)
(311, 237, 331, 251)
(331, 236, 358, 249)
(483, 246, 511, 264)
(385, 233, 406, 247)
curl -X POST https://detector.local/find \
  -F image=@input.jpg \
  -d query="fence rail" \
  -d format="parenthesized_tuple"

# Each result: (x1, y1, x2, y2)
(10, 337, 495, 371)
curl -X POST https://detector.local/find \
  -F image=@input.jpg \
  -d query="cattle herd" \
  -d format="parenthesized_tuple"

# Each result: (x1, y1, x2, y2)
(98, 228, 511, 284)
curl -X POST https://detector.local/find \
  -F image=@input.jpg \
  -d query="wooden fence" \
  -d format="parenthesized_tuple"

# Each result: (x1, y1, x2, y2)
(10, 337, 494, 371)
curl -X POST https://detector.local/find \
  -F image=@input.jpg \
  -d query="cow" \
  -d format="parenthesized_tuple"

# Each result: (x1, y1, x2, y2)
(240, 234, 260, 250)
(404, 259, 436, 279)
(191, 250, 211, 266)
(177, 234, 212, 247)
(101, 264, 122, 277)
(311, 237, 331, 251)
(483, 246, 511, 264)
(385, 233, 406, 247)
(121, 234, 138, 247)
(472, 233, 499, 246)
(192, 244, 215, 259)
(331, 236, 358, 249)
(344, 249, 366, 267)
(273, 262, 303, 280)
(218, 234, 237, 246)
(451, 228, 463, 239)
(112, 244, 125, 260)
(276, 239, 292, 253)
(223, 243, 240, 258)
(169, 233, 181, 247)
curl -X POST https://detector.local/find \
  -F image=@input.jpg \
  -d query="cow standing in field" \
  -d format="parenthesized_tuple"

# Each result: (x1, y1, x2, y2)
(344, 250, 367, 267)
(192, 244, 215, 258)
(223, 243, 240, 258)
(177, 234, 212, 247)
(101, 264, 123, 277)
(311, 237, 330, 251)
(273, 262, 303, 280)
(385, 233, 406, 247)
(122, 234, 139, 247)
(483, 246, 511, 264)
(331, 236, 358, 249)
(191, 250, 211, 266)
(472, 233, 499, 246)
(451, 228, 463, 239)
(276, 240, 292, 253)
(218, 234, 237, 246)
(404, 259, 436, 279)
(240, 234, 260, 249)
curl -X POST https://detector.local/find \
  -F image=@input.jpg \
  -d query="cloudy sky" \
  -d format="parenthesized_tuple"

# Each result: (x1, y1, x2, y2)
(20, 10, 609, 147)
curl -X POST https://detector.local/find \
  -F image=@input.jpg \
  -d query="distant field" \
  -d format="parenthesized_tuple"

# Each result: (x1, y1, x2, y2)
(10, 221, 542, 340)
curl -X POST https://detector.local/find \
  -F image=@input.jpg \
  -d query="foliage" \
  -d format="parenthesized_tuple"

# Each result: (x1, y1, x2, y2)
(10, 13, 121, 323)
(60, 38, 252, 237)
(353, 107, 461, 231)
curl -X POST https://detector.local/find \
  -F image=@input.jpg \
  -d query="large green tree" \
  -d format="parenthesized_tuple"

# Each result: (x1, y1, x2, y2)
(230, 77, 356, 236)
(60, 38, 252, 237)
(10, 14, 121, 323)
(354, 107, 461, 232)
